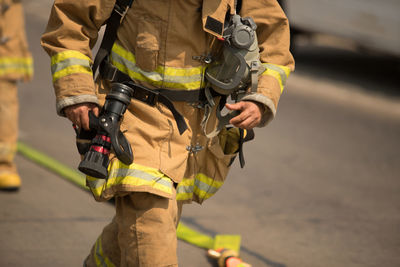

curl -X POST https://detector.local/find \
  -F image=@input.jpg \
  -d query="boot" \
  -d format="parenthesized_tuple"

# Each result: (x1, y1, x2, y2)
(0, 172, 21, 191)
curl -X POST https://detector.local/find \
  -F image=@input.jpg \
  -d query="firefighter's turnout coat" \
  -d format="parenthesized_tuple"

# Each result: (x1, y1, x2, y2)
(0, 0, 32, 81)
(41, 0, 294, 203)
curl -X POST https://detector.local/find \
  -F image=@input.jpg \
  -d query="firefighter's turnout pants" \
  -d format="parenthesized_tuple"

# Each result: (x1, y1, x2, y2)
(0, 80, 18, 174)
(0, 1, 33, 176)
(84, 190, 181, 267)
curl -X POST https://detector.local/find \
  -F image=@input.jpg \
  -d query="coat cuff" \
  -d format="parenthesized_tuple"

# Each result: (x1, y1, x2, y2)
(56, 94, 99, 116)
(241, 93, 276, 127)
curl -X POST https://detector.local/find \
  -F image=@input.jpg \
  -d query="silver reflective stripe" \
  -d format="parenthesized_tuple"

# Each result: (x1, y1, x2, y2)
(176, 178, 219, 196)
(177, 184, 193, 195)
(0, 62, 31, 69)
(51, 58, 91, 74)
(87, 178, 105, 189)
(194, 178, 219, 195)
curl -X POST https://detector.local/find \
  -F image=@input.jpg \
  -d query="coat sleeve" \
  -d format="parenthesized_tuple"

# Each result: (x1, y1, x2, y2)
(41, 0, 116, 116)
(240, 0, 295, 127)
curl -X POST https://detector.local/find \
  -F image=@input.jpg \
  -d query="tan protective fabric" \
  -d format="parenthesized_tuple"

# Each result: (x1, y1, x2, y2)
(0, 1, 32, 177)
(41, 0, 293, 114)
(41, 1, 293, 265)
(0, 79, 18, 174)
(84, 191, 179, 267)
(0, 0, 33, 81)
(93, 78, 234, 196)
(41, 0, 294, 201)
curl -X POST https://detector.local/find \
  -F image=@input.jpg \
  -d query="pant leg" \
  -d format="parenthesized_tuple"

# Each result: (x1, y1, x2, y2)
(117, 191, 179, 267)
(85, 191, 179, 267)
(0, 80, 18, 174)
(84, 216, 121, 267)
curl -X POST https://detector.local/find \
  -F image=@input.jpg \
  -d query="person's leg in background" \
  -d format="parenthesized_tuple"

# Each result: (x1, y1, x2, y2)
(0, 79, 20, 191)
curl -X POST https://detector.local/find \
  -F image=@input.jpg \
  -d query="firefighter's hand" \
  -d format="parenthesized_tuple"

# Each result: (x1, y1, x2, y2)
(226, 101, 264, 130)
(63, 103, 99, 131)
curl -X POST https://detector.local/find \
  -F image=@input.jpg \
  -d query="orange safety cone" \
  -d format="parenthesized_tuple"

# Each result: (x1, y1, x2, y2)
(207, 248, 251, 267)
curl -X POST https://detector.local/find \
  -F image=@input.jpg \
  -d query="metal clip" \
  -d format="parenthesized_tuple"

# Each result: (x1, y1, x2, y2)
(114, 4, 130, 22)
(186, 143, 204, 154)
(192, 54, 213, 64)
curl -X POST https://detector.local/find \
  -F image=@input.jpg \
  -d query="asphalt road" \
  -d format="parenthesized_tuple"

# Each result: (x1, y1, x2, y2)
(0, 1, 399, 267)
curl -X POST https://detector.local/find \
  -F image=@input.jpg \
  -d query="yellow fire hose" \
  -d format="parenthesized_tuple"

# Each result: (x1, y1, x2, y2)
(17, 141, 250, 266)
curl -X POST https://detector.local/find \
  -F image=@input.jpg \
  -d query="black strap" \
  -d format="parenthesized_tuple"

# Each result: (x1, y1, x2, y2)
(92, 0, 133, 75)
(100, 61, 188, 134)
(127, 81, 189, 135)
(236, 0, 242, 14)
(238, 128, 254, 168)
(156, 89, 209, 103)
(91, 0, 189, 134)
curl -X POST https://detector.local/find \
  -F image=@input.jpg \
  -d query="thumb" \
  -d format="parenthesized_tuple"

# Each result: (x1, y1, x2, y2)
(225, 102, 243, 111)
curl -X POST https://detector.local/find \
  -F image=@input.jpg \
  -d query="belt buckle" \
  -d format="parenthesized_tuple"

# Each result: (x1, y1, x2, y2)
(144, 91, 158, 106)
(133, 84, 159, 106)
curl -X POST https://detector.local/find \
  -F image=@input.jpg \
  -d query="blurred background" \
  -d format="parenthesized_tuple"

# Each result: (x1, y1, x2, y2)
(0, 0, 399, 266)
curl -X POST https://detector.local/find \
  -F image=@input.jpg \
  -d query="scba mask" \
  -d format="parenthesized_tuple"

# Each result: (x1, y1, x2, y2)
(205, 14, 265, 96)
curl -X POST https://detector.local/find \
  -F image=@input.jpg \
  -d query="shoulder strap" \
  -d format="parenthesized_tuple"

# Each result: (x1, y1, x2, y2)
(92, 0, 134, 76)
(235, 0, 242, 14)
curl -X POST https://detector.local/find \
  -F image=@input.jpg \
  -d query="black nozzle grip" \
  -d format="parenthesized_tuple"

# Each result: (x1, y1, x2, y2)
(110, 127, 133, 165)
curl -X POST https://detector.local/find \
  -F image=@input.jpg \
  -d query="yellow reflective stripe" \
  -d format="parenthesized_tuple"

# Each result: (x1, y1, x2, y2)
(51, 50, 92, 65)
(193, 185, 214, 200)
(176, 177, 194, 201)
(51, 51, 92, 82)
(87, 160, 173, 198)
(0, 143, 17, 162)
(176, 191, 193, 201)
(94, 236, 115, 267)
(176, 173, 224, 201)
(52, 65, 92, 82)
(0, 57, 33, 66)
(261, 63, 291, 93)
(0, 57, 33, 76)
(196, 173, 223, 193)
(111, 43, 204, 90)
(87, 176, 106, 198)
(111, 43, 137, 63)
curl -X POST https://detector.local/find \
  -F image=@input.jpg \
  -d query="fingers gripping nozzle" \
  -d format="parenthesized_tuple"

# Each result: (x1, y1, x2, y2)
(78, 83, 134, 179)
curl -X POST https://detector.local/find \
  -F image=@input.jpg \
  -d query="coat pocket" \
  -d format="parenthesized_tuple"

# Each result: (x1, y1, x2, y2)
(191, 132, 238, 203)
(134, 18, 161, 72)
(207, 135, 237, 181)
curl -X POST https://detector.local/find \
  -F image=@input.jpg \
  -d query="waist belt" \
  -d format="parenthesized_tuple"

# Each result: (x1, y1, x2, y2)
(99, 60, 220, 134)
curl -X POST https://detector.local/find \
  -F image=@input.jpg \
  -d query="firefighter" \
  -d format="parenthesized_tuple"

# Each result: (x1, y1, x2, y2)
(0, 0, 33, 191)
(41, 0, 294, 265)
